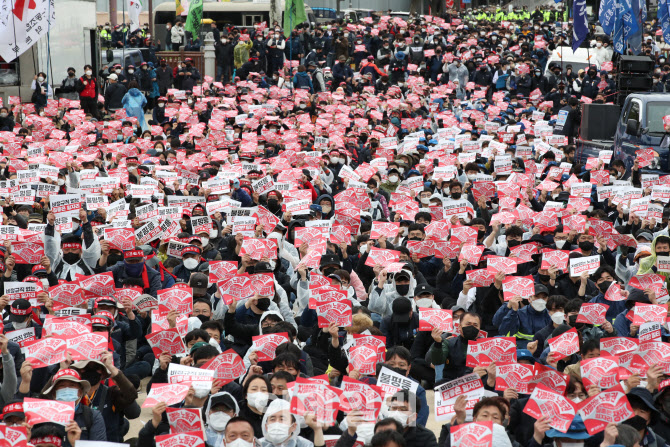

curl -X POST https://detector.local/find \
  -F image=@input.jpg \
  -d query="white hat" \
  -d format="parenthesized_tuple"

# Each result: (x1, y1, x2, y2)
(108, 73, 118, 81)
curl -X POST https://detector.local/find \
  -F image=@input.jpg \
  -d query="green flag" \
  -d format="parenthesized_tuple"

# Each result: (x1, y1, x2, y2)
(283, 0, 307, 38)
(185, 0, 203, 36)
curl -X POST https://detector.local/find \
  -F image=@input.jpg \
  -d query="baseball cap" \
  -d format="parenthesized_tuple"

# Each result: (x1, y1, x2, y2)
(209, 393, 238, 413)
(391, 298, 412, 324)
(517, 349, 535, 363)
(534, 283, 549, 296)
(415, 284, 433, 297)
(9, 299, 32, 323)
(189, 272, 208, 296)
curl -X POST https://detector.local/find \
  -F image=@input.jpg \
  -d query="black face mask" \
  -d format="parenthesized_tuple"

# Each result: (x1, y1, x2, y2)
(370, 142, 378, 148)
(267, 198, 281, 212)
(196, 314, 210, 323)
(624, 415, 648, 432)
(396, 284, 410, 296)
(63, 252, 80, 265)
(568, 314, 585, 330)
(538, 274, 551, 282)
(578, 241, 594, 252)
(656, 251, 670, 258)
(451, 192, 462, 200)
(322, 267, 337, 277)
(107, 253, 123, 266)
(598, 280, 612, 294)
(477, 230, 486, 240)
(408, 237, 422, 241)
(461, 325, 479, 340)
(507, 239, 521, 248)
(81, 369, 102, 385)
(256, 297, 271, 311)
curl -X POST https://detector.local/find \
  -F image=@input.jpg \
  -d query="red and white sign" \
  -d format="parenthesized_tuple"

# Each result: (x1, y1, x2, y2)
(576, 303, 609, 325)
(339, 377, 383, 421)
(147, 328, 187, 357)
(450, 421, 493, 447)
(251, 332, 290, 361)
(580, 356, 619, 389)
(569, 255, 600, 276)
(21, 337, 68, 368)
(541, 250, 569, 271)
(434, 373, 484, 422)
(370, 222, 400, 239)
(290, 377, 341, 424)
(466, 337, 517, 367)
(62, 332, 109, 361)
(502, 276, 534, 300)
(523, 384, 576, 433)
(419, 308, 453, 332)
(459, 245, 484, 265)
(23, 398, 75, 427)
(104, 228, 136, 251)
(201, 349, 247, 385)
(11, 242, 44, 264)
(548, 328, 580, 358)
(364, 247, 400, 268)
(576, 385, 634, 435)
(166, 408, 204, 434)
(156, 431, 206, 447)
(158, 284, 194, 316)
(633, 303, 668, 325)
(495, 363, 535, 394)
(143, 383, 191, 408)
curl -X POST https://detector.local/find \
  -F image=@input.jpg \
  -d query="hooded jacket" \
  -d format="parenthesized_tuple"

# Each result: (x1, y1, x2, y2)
(205, 392, 240, 447)
(315, 193, 335, 220)
(260, 399, 313, 447)
(493, 302, 553, 349)
(368, 267, 417, 318)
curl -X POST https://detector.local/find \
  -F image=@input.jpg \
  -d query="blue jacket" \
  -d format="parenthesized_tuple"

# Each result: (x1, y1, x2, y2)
(493, 305, 552, 349)
(613, 308, 632, 337)
(293, 71, 313, 92)
(588, 293, 626, 323)
(232, 188, 253, 207)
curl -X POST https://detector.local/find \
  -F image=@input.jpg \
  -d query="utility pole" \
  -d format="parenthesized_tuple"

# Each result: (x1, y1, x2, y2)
(149, 0, 154, 35)
(110, 0, 118, 26)
(270, 0, 277, 27)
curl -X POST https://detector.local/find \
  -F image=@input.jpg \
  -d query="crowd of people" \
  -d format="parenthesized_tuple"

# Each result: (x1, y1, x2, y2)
(0, 5, 669, 447)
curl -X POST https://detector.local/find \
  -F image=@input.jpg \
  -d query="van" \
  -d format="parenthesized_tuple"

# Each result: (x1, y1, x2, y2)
(105, 49, 144, 69)
(312, 7, 338, 24)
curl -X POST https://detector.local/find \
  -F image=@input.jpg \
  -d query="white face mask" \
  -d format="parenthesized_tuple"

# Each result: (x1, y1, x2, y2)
(555, 240, 567, 249)
(551, 311, 565, 325)
(389, 175, 399, 183)
(183, 257, 199, 270)
(387, 411, 410, 427)
(330, 157, 340, 164)
(208, 411, 231, 432)
(57, 178, 65, 186)
(128, 69, 134, 74)
(13, 320, 28, 330)
(41, 278, 49, 289)
(200, 237, 209, 247)
(115, 69, 122, 74)
(226, 438, 254, 447)
(265, 423, 291, 444)
(531, 299, 547, 312)
(194, 386, 210, 398)
(416, 298, 434, 308)
(85, 70, 92, 76)
(420, 197, 430, 204)
(359, 245, 367, 255)
(246, 392, 269, 412)
(466, 174, 476, 181)
(356, 423, 375, 444)
(37, 76, 45, 82)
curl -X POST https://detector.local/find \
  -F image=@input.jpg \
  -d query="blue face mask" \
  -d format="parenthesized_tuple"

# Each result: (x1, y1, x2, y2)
(55, 387, 79, 402)
(125, 261, 145, 277)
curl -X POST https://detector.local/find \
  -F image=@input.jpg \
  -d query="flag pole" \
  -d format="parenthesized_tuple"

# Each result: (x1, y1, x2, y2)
(45, 0, 52, 99)
(289, 4, 294, 98)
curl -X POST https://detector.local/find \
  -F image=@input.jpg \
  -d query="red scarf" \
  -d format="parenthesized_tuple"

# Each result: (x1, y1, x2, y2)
(158, 262, 176, 282)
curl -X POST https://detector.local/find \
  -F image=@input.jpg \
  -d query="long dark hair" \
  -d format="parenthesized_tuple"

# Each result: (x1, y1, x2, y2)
(128, 81, 139, 89)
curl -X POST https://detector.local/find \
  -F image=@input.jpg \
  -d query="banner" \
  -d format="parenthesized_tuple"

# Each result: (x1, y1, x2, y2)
(0, 0, 54, 62)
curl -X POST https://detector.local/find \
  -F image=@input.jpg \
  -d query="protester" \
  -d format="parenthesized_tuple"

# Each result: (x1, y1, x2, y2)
(1, 6, 670, 447)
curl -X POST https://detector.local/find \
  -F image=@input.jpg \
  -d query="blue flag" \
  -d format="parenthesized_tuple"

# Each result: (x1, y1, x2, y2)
(660, 0, 670, 45)
(612, 0, 640, 54)
(599, 0, 616, 35)
(573, 0, 589, 51)
(628, 0, 644, 54)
